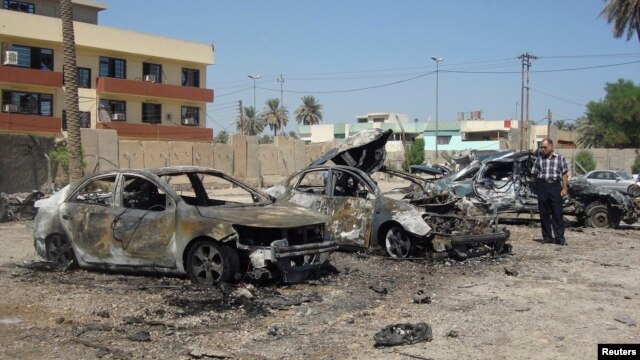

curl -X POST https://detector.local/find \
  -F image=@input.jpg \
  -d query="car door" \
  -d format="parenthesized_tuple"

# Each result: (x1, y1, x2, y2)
(324, 168, 376, 249)
(59, 174, 120, 263)
(109, 174, 177, 267)
(284, 168, 329, 214)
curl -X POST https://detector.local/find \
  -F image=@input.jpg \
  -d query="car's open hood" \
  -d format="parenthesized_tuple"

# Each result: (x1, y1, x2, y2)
(311, 128, 392, 174)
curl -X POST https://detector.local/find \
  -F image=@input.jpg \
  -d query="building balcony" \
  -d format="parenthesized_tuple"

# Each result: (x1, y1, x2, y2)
(96, 121, 212, 142)
(0, 112, 61, 135)
(0, 66, 63, 88)
(96, 77, 214, 102)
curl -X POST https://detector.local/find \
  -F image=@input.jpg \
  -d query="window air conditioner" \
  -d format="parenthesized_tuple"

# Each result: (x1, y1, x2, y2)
(3, 104, 19, 113)
(112, 113, 125, 121)
(3, 51, 18, 66)
(182, 118, 196, 125)
(143, 74, 157, 82)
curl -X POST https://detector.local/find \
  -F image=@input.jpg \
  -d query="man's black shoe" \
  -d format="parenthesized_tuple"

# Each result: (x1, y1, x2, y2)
(543, 238, 554, 244)
(555, 239, 567, 246)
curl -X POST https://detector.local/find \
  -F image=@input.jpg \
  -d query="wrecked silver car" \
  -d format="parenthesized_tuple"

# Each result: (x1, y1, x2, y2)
(435, 151, 640, 228)
(34, 166, 337, 285)
(268, 129, 510, 259)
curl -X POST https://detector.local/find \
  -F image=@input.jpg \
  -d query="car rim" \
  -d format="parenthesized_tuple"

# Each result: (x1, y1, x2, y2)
(590, 211, 609, 228)
(47, 234, 74, 267)
(385, 227, 411, 258)
(190, 244, 225, 285)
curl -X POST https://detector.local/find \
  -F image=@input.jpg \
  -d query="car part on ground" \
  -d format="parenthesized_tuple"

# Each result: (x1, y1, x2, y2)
(0, 190, 44, 222)
(33, 166, 338, 285)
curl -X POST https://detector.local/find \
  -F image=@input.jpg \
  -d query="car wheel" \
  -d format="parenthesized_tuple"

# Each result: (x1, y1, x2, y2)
(627, 184, 640, 197)
(46, 233, 77, 270)
(186, 241, 239, 285)
(384, 226, 414, 259)
(584, 202, 610, 228)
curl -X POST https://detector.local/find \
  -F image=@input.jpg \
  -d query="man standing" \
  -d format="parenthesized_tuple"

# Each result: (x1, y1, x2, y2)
(531, 138, 569, 246)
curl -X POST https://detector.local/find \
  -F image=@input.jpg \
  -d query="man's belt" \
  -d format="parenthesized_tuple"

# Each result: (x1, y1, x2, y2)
(538, 178, 560, 184)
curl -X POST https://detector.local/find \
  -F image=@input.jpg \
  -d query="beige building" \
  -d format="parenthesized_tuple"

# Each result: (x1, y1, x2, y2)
(0, 0, 215, 141)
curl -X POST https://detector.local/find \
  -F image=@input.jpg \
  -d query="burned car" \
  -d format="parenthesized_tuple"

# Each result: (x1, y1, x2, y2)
(34, 167, 337, 285)
(434, 151, 640, 228)
(268, 129, 510, 259)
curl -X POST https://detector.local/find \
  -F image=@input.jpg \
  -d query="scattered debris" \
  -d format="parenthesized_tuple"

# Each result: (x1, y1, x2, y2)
(0, 316, 21, 325)
(457, 282, 488, 288)
(258, 292, 323, 310)
(70, 337, 131, 358)
(127, 330, 151, 342)
(514, 307, 531, 312)
(504, 267, 519, 276)
(0, 191, 44, 222)
(370, 284, 389, 295)
(94, 310, 110, 318)
(55, 317, 65, 324)
(412, 289, 431, 304)
(447, 330, 460, 338)
(614, 316, 637, 327)
(374, 322, 433, 347)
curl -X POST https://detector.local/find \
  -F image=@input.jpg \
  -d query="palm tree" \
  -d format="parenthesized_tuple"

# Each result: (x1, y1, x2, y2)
(576, 116, 602, 148)
(295, 96, 323, 125)
(213, 130, 229, 144)
(553, 120, 566, 130)
(60, 0, 83, 181)
(236, 106, 264, 135)
(600, 0, 640, 43)
(260, 98, 288, 136)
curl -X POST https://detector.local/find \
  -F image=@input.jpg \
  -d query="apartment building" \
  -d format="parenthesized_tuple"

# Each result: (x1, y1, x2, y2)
(0, 0, 215, 141)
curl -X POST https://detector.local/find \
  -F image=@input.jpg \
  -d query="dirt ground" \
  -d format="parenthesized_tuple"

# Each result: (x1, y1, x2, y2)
(1, 190, 639, 359)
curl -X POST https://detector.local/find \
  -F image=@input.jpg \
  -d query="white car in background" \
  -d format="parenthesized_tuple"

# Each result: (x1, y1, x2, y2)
(582, 170, 640, 197)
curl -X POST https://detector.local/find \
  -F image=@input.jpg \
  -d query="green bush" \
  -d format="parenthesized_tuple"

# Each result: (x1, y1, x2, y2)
(574, 150, 596, 175)
(408, 138, 425, 166)
(632, 154, 640, 175)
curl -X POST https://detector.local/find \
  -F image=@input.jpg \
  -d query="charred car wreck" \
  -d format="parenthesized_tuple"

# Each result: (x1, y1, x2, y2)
(432, 151, 640, 228)
(34, 167, 337, 285)
(268, 129, 510, 259)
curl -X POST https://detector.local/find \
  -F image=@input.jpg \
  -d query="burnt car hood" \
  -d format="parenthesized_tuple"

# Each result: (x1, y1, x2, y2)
(312, 128, 392, 174)
(196, 201, 329, 228)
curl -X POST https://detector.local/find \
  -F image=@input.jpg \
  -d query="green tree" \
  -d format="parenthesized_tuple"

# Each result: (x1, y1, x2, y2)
(236, 106, 264, 135)
(582, 79, 640, 148)
(258, 135, 273, 144)
(288, 131, 299, 139)
(600, 0, 640, 43)
(576, 116, 601, 148)
(407, 138, 425, 167)
(575, 150, 597, 175)
(60, 0, 83, 181)
(295, 96, 323, 125)
(632, 154, 640, 174)
(213, 130, 229, 144)
(553, 120, 566, 130)
(260, 98, 288, 136)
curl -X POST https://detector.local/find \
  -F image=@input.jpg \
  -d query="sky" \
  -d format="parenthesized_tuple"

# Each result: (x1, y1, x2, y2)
(100, 0, 640, 135)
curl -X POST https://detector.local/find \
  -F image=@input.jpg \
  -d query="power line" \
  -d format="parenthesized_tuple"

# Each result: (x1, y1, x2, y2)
(529, 88, 587, 107)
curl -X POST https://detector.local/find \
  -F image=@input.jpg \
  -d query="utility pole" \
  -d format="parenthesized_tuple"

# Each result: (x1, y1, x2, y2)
(518, 52, 537, 151)
(238, 100, 244, 135)
(277, 74, 285, 108)
(546, 108, 552, 140)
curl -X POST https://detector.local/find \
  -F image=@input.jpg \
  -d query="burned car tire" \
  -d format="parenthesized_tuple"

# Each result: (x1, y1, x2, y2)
(384, 226, 415, 259)
(186, 240, 239, 285)
(584, 202, 612, 228)
(46, 233, 77, 270)
(627, 184, 640, 197)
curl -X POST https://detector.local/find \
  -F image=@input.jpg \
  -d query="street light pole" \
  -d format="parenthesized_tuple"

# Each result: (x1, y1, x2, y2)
(247, 74, 260, 112)
(431, 56, 443, 164)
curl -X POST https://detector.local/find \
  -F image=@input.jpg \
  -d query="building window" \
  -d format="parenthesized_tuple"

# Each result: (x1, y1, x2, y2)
(99, 99, 126, 121)
(181, 68, 199, 87)
(3, 0, 34, 13)
(334, 134, 346, 139)
(436, 135, 452, 145)
(142, 103, 161, 124)
(181, 106, 199, 126)
(357, 118, 367, 123)
(2, 90, 52, 116)
(372, 117, 384, 123)
(99, 56, 126, 79)
(62, 111, 90, 130)
(77, 67, 91, 88)
(142, 62, 162, 83)
(11, 45, 53, 70)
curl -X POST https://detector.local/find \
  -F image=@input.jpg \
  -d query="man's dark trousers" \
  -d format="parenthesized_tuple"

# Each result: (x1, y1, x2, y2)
(537, 180, 565, 244)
